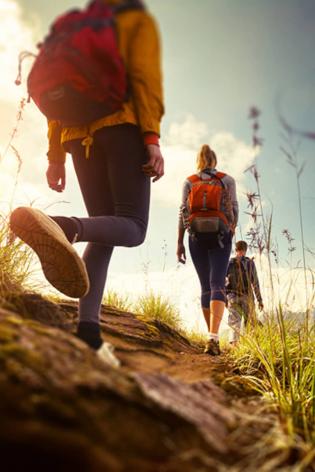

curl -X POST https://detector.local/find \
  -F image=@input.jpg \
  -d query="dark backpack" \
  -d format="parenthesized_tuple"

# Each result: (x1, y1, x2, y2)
(226, 257, 250, 295)
(23, 0, 144, 126)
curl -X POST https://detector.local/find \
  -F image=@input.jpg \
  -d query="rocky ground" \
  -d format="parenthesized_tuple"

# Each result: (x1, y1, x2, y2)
(0, 292, 312, 471)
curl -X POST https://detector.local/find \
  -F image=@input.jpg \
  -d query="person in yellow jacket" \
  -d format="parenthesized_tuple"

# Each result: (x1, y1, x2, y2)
(10, 0, 164, 367)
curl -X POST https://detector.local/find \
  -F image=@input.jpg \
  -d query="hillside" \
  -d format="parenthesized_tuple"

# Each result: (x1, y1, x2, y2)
(0, 292, 311, 471)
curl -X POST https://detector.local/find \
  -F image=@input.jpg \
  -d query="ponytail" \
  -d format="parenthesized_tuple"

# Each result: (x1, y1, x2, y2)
(196, 144, 217, 171)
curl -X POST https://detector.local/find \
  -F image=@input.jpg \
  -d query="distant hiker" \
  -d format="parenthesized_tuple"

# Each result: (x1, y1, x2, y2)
(10, 0, 164, 367)
(177, 145, 238, 356)
(226, 240, 264, 344)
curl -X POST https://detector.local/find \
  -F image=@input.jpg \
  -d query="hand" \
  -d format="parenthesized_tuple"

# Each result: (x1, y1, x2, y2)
(258, 301, 264, 311)
(46, 162, 66, 192)
(230, 222, 236, 235)
(177, 243, 186, 264)
(142, 145, 164, 182)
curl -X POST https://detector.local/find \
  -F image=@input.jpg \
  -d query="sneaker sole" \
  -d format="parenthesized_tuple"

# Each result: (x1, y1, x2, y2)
(10, 207, 89, 298)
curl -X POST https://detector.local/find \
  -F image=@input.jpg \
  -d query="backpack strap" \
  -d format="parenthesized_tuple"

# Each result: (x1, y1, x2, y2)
(215, 171, 226, 179)
(187, 174, 200, 184)
(187, 171, 226, 185)
(213, 174, 225, 189)
(240, 257, 250, 290)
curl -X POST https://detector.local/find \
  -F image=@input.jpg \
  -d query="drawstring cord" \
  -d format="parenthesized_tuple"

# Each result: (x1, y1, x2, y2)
(15, 51, 37, 87)
(81, 131, 94, 159)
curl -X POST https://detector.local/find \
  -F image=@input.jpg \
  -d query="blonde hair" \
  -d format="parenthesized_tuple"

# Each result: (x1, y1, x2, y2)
(196, 144, 217, 172)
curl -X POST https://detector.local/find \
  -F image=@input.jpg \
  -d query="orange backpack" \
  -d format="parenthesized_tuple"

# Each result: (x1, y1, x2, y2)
(187, 172, 230, 233)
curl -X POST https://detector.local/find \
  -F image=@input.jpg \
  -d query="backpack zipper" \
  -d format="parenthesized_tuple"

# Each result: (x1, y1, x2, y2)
(202, 190, 207, 210)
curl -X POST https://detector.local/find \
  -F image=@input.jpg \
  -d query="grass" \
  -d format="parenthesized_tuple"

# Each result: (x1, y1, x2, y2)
(0, 216, 32, 298)
(227, 308, 315, 445)
(102, 289, 132, 312)
(184, 329, 207, 346)
(134, 291, 181, 329)
(102, 290, 183, 330)
(239, 106, 315, 454)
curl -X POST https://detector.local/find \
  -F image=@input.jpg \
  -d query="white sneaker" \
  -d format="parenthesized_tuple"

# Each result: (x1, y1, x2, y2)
(97, 342, 121, 368)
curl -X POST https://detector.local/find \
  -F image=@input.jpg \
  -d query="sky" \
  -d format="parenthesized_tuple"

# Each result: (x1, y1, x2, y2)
(0, 0, 314, 327)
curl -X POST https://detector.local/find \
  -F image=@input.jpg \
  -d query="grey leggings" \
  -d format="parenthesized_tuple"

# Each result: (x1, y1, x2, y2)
(64, 124, 150, 324)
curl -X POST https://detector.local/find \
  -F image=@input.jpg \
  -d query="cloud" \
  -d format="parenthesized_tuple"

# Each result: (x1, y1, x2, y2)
(209, 132, 258, 182)
(0, 0, 48, 209)
(0, 0, 37, 103)
(164, 113, 209, 149)
(155, 115, 257, 207)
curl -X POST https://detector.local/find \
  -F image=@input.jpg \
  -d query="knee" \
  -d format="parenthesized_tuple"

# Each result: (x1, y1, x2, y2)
(84, 242, 113, 256)
(126, 222, 147, 247)
(201, 289, 211, 308)
(130, 234, 145, 247)
(210, 280, 226, 302)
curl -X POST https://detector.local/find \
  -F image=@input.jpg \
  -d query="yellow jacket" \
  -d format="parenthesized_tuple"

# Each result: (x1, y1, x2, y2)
(47, 0, 164, 163)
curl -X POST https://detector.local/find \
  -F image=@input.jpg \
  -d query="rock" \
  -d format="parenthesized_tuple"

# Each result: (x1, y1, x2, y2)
(0, 306, 237, 471)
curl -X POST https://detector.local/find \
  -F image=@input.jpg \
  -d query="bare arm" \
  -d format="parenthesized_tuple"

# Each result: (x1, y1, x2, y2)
(222, 174, 239, 227)
(46, 121, 66, 192)
(177, 223, 186, 264)
(176, 180, 191, 264)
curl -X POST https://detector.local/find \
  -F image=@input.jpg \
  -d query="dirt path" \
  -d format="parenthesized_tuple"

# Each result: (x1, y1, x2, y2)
(88, 303, 232, 383)
(94, 303, 308, 471)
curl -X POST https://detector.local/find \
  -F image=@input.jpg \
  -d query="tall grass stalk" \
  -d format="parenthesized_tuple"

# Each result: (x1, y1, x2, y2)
(247, 107, 275, 304)
(0, 98, 26, 165)
(9, 145, 23, 210)
(280, 132, 309, 325)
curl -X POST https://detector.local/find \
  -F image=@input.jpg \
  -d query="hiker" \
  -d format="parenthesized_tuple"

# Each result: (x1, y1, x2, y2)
(226, 240, 264, 344)
(177, 144, 238, 356)
(10, 0, 164, 367)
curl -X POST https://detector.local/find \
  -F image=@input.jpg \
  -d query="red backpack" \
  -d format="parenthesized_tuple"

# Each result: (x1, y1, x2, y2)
(22, 0, 144, 126)
(187, 172, 231, 233)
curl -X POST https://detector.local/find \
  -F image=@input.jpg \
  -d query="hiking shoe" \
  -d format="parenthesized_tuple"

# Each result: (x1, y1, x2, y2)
(10, 207, 89, 298)
(204, 338, 221, 356)
(97, 342, 121, 368)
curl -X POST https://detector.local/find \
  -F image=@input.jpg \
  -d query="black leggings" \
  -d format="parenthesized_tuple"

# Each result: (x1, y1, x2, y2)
(64, 124, 150, 324)
(189, 233, 232, 307)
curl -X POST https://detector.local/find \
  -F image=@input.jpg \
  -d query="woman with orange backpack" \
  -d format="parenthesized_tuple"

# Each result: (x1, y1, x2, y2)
(177, 145, 238, 355)
(10, 0, 164, 367)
